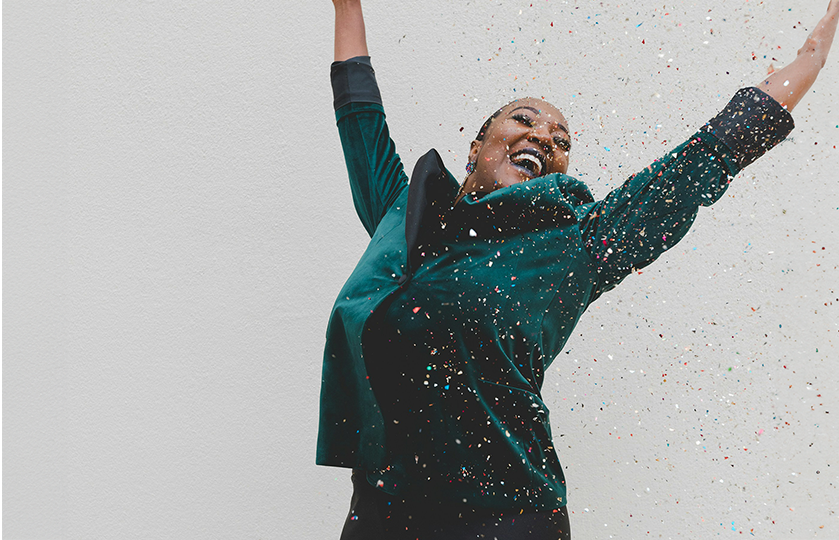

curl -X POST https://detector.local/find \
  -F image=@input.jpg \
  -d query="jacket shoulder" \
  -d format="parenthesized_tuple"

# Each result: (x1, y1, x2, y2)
(553, 174, 595, 207)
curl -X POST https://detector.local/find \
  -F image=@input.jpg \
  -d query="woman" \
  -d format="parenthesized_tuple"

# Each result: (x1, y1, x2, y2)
(320, 1, 838, 538)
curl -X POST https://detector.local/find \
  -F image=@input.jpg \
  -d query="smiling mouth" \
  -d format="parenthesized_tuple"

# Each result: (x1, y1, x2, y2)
(510, 149, 545, 177)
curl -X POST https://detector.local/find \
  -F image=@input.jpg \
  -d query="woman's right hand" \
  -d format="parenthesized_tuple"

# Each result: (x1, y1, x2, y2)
(332, 0, 368, 62)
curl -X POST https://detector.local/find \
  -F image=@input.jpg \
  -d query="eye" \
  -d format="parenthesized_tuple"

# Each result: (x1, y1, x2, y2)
(554, 137, 571, 152)
(511, 114, 535, 127)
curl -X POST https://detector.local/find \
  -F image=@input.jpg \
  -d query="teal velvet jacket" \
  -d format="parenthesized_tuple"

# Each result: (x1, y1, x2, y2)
(318, 56, 794, 511)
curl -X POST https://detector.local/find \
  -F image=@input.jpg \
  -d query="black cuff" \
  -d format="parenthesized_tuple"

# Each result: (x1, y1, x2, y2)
(331, 56, 383, 111)
(701, 87, 794, 171)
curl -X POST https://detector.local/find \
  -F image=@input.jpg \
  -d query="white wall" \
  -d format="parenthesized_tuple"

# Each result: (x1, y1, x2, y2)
(4, 1, 838, 538)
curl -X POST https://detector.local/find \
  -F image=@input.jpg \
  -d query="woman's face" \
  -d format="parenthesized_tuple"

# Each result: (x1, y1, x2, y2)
(464, 98, 571, 195)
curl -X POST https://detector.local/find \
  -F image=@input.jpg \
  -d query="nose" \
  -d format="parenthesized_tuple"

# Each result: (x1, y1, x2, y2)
(527, 125, 554, 153)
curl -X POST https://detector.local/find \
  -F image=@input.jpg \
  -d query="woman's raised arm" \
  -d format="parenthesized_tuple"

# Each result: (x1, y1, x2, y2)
(759, 1, 838, 111)
(333, 0, 369, 62)
(573, 3, 839, 300)
(329, 0, 409, 236)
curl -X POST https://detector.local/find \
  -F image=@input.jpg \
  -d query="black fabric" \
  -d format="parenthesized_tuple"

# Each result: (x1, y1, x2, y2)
(340, 470, 572, 540)
(331, 56, 383, 110)
(701, 86, 795, 171)
(403, 148, 454, 278)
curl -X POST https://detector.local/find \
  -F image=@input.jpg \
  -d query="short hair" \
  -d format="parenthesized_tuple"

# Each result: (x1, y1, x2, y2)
(475, 100, 518, 141)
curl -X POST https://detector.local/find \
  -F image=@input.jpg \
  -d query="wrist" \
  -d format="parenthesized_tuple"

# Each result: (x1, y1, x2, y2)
(333, 0, 362, 11)
(797, 41, 828, 67)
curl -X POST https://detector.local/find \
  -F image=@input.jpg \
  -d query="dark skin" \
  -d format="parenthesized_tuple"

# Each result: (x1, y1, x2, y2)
(333, 0, 838, 201)
(329, 0, 838, 529)
(456, 98, 572, 205)
(457, 1, 839, 204)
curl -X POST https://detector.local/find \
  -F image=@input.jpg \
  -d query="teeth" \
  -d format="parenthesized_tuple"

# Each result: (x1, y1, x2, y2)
(511, 153, 542, 175)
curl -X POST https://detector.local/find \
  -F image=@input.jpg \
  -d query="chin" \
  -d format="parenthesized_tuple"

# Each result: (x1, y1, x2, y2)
(504, 174, 539, 187)
(494, 178, 525, 190)
(498, 170, 533, 187)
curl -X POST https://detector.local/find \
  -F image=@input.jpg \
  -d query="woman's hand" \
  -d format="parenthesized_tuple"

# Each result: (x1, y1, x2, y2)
(758, 1, 838, 111)
(797, 1, 839, 66)
(332, 0, 369, 62)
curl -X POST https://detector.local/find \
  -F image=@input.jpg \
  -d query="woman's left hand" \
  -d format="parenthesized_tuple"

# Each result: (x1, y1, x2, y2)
(757, 1, 837, 112)
(798, 1, 839, 66)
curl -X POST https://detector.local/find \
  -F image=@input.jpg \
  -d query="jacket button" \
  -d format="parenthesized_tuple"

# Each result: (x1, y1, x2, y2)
(398, 274, 410, 285)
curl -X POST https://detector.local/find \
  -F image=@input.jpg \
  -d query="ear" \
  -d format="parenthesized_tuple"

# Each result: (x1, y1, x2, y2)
(468, 140, 482, 165)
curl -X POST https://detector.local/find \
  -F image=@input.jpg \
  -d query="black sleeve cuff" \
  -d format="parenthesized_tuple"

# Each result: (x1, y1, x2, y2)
(330, 56, 383, 111)
(700, 87, 795, 171)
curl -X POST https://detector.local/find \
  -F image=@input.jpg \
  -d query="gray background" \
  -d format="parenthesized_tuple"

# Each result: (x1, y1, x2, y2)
(4, 0, 838, 538)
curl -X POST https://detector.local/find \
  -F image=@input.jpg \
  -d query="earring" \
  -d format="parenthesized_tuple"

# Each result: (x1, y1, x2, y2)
(465, 161, 475, 174)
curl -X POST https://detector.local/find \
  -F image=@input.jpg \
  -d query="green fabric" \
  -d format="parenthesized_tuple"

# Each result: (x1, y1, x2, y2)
(318, 98, 776, 511)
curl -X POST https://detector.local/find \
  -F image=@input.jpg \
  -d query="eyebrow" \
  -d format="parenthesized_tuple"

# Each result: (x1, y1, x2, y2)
(509, 106, 570, 137)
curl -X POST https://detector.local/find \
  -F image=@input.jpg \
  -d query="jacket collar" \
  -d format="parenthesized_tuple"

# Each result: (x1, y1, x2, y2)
(405, 149, 595, 270)
(405, 149, 459, 270)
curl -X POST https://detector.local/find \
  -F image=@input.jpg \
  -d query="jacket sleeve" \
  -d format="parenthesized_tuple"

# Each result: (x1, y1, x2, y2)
(576, 87, 795, 299)
(331, 56, 409, 237)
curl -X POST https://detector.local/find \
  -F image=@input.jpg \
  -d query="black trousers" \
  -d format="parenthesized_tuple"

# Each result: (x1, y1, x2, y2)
(340, 471, 571, 540)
